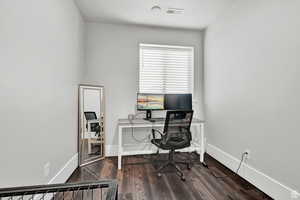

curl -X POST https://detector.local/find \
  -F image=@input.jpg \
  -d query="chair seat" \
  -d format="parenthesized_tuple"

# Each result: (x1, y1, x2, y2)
(151, 138, 190, 150)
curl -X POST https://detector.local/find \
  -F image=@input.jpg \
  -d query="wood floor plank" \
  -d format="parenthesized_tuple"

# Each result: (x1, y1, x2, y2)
(144, 162, 175, 200)
(165, 172, 197, 200)
(67, 154, 273, 200)
(178, 166, 206, 200)
(130, 157, 151, 200)
(120, 157, 135, 200)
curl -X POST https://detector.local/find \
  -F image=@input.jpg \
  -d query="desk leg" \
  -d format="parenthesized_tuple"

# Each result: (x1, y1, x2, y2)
(88, 138, 91, 154)
(118, 126, 122, 170)
(200, 123, 204, 163)
(200, 123, 208, 167)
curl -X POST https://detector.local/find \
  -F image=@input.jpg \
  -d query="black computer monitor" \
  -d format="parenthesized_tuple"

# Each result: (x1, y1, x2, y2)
(164, 94, 192, 110)
(137, 93, 165, 119)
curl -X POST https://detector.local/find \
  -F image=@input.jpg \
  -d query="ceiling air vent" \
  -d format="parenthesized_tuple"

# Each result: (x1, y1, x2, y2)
(166, 8, 184, 15)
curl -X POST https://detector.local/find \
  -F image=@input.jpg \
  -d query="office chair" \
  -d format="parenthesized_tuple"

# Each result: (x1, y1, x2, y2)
(151, 110, 194, 181)
(84, 111, 102, 155)
(84, 111, 97, 120)
(84, 111, 100, 135)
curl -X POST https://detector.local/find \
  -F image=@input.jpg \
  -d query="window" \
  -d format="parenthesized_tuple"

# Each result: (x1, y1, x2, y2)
(139, 44, 194, 94)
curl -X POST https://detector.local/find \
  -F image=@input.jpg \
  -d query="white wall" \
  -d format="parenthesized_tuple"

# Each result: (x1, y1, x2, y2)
(0, 0, 84, 187)
(84, 89, 101, 118)
(83, 23, 204, 154)
(205, 0, 300, 197)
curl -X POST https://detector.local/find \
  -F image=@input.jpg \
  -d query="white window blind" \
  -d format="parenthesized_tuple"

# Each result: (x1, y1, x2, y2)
(139, 43, 194, 94)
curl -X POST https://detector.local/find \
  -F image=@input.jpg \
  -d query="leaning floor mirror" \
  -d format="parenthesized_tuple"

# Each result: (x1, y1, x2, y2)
(79, 84, 105, 166)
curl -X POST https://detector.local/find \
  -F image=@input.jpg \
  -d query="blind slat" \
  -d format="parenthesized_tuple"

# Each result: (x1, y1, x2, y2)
(139, 44, 194, 94)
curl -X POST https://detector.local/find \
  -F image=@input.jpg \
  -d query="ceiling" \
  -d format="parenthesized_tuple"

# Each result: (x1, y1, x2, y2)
(75, 0, 236, 30)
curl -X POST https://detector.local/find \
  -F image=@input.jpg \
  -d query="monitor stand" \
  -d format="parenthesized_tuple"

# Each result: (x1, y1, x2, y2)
(144, 110, 152, 120)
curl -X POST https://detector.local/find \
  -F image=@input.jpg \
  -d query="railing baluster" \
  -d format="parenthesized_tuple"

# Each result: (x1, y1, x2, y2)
(0, 181, 117, 200)
(101, 189, 102, 200)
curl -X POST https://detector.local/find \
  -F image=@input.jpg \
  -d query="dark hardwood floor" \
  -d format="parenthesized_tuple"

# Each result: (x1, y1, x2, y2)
(68, 153, 273, 200)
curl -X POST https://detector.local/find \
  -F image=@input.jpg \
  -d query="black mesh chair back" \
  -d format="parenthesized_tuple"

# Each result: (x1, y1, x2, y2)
(84, 111, 100, 134)
(162, 110, 194, 149)
(150, 110, 194, 181)
(84, 111, 97, 120)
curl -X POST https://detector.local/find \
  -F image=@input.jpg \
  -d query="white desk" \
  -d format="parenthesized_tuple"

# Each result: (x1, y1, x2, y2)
(117, 118, 205, 170)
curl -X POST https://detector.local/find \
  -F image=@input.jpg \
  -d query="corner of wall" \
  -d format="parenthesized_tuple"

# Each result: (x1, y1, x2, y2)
(207, 144, 296, 200)
(48, 153, 78, 184)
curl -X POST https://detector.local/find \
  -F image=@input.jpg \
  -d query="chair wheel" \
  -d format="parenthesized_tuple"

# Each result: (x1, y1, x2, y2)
(202, 162, 208, 168)
(181, 176, 186, 181)
(187, 166, 191, 170)
(157, 173, 162, 177)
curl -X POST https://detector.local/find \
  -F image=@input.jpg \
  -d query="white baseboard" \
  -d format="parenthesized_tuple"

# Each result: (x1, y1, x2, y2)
(34, 154, 78, 200)
(107, 143, 299, 199)
(106, 144, 155, 157)
(106, 145, 118, 157)
(207, 144, 298, 200)
(105, 143, 201, 157)
(48, 153, 78, 184)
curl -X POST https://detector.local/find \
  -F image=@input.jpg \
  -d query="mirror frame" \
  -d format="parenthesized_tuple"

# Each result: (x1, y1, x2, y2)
(78, 84, 106, 166)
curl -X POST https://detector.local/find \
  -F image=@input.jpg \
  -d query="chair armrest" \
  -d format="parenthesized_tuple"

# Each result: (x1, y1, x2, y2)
(152, 129, 164, 139)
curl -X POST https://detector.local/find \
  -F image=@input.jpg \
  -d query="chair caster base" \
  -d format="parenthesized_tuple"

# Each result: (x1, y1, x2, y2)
(202, 162, 208, 168)
(155, 150, 191, 181)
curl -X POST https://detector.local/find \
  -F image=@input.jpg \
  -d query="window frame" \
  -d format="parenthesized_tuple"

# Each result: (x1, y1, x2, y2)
(138, 43, 194, 95)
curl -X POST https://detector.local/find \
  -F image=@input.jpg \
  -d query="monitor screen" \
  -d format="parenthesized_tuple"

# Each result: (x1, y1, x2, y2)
(164, 94, 192, 110)
(137, 93, 165, 110)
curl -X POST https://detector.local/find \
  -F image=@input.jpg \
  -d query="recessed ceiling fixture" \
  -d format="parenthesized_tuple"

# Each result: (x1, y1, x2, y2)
(151, 5, 161, 13)
(166, 8, 185, 15)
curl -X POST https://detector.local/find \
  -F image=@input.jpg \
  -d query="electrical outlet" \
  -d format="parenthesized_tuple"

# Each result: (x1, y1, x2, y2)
(244, 149, 251, 160)
(44, 162, 50, 177)
(291, 190, 300, 199)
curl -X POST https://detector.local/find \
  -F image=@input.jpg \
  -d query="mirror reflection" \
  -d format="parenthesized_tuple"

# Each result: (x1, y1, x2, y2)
(79, 85, 105, 166)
